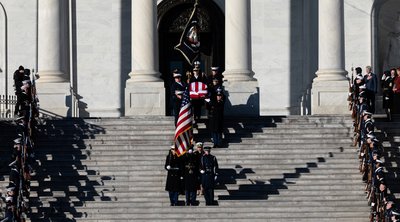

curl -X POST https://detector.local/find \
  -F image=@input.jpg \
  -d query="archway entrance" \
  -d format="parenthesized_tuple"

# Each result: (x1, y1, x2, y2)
(157, 0, 225, 116)
(374, 0, 400, 72)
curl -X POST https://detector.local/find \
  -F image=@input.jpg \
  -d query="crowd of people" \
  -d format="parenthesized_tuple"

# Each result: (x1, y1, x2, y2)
(350, 65, 400, 222)
(1, 66, 39, 222)
(166, 61, 224, 206)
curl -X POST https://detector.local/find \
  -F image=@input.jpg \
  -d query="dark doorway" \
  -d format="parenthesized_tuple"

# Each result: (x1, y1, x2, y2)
(158, 0, 225, 116)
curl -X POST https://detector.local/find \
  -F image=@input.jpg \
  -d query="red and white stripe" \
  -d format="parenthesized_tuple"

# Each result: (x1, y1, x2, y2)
(189, 82, 208, 99)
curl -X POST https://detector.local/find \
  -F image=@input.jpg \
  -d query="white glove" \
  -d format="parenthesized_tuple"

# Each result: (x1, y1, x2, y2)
(214, 176, 218, 181)
(180, 177, 184, 180)
(200, 170, 205, 174)
(166, 165, 171, 170)
(204, 98, 210, 103)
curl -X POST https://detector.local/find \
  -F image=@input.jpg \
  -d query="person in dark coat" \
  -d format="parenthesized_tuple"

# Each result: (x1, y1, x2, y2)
(13, 66, 25, 116)
(193, 142, 204, 196)
(171, 72, 186, 126)
(207, 90, 225, 148)
(381, 69, 395, 121)
(200, 146, 219, 206)
(207, 67, 224, 88)
(364, 66, 378, 113)
(183, 147, 199, 206)
(165, 147, 183, 206)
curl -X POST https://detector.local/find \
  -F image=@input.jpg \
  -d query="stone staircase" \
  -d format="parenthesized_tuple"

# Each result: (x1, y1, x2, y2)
(0, 115, 382, 221)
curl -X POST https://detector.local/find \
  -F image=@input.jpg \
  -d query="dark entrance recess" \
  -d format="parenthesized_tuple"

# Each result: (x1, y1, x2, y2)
(157, 0, 225, 115)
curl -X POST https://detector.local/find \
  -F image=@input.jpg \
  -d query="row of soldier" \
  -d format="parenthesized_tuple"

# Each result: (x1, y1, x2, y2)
(171, 61, 225, 148)
(164, 142, 219, 206)
(2, 66, 40, 222)
(351, 67, 400, 222)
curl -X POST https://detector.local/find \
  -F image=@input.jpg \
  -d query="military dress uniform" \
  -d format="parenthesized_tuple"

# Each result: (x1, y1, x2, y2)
(165, 149, 183, 206)
(183, 149, 199, 205)
(171, 74, 187, 126)
(200, 147, 219, 206)
(207, 91, 225, 148)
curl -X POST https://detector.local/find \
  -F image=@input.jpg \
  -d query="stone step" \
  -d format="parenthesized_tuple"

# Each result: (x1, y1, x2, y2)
(28, 210, 369, 220)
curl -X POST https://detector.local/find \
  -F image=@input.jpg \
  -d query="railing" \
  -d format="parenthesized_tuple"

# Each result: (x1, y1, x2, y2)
(70, 87, 79, 118)
(0, 95, 16, 118)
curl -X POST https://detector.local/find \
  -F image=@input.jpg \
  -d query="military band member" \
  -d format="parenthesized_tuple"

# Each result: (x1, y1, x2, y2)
(165, 147, 183, 206)
(200, 146, 219, 206)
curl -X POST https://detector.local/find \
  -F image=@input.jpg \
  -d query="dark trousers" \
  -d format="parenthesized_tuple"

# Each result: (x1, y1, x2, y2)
(192, 99, 203, 119)
(168, 191, 179, 206)
(14, 93, 23, 115)
(203, 188, 214, 206)
(185, 190, 197, 205)
(211, 131, 222, 147)
(366, 90, 375, 113)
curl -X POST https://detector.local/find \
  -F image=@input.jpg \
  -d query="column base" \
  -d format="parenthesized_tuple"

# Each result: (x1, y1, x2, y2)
(223, 81, 259, 116)
(35, 82, 71, 117)
(311, 79, 349, 115)
(125, 82, 165, 116)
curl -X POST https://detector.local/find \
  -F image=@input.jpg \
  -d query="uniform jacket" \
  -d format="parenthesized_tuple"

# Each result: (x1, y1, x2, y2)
(182, 152, 199, 192)
(200, 154, 219, 189)
(165, 151, 183, 192)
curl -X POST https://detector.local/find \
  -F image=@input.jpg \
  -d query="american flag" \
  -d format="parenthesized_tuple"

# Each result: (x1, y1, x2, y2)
(174, 88, 193, 156)
(189, 82, 208, 99)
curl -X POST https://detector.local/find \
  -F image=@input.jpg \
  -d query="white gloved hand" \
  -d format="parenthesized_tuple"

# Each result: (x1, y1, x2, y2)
(180, 177, 184, 180)
(200, 170, 205, 174)
(214, 176, 218, 181)
(166, 165, 171, 170)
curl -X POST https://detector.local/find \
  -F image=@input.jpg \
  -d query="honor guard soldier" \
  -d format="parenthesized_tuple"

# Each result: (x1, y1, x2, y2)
(183, 147, 199, 206)
(208, 67, 224, 88)
(194, 142, 204, 196)
(165, 147, 184, 206)
(171, 71, 186, 126)
(200, 146, 219, 206)
(206, 90, 225, 148)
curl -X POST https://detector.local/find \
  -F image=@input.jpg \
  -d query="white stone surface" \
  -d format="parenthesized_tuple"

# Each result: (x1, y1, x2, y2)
(125, 82, 165, 115)
(311, 80, 349, 114)
(128, 0, 160, 82)
(37, 0, 68, 83)
(224, 81, 259, 116)
(0, 0, 385, 117)
(75, 0, 125, 117)
(36, 82, 70, 116)
(223, 0, 254, 81)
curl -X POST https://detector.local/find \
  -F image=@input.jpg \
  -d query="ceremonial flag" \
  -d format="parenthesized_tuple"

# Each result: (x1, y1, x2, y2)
(174, 88, 193, 157)
(174, 3, 200, 66)
(189, 81, 208, 99)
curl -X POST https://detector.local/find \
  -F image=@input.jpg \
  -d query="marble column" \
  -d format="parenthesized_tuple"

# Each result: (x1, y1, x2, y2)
(36, 0, 70, 116)
(125, 0, 165, 116)
(311, 0, 349, 114)
(223, 0, 259, 116)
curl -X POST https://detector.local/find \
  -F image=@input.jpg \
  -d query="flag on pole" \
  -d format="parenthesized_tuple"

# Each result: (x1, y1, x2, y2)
(174, 87, 193, 157)
(174, 2, 200, 66)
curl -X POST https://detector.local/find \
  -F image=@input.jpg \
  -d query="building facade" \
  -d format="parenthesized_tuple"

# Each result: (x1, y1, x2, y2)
(0, 0, 399, 117)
